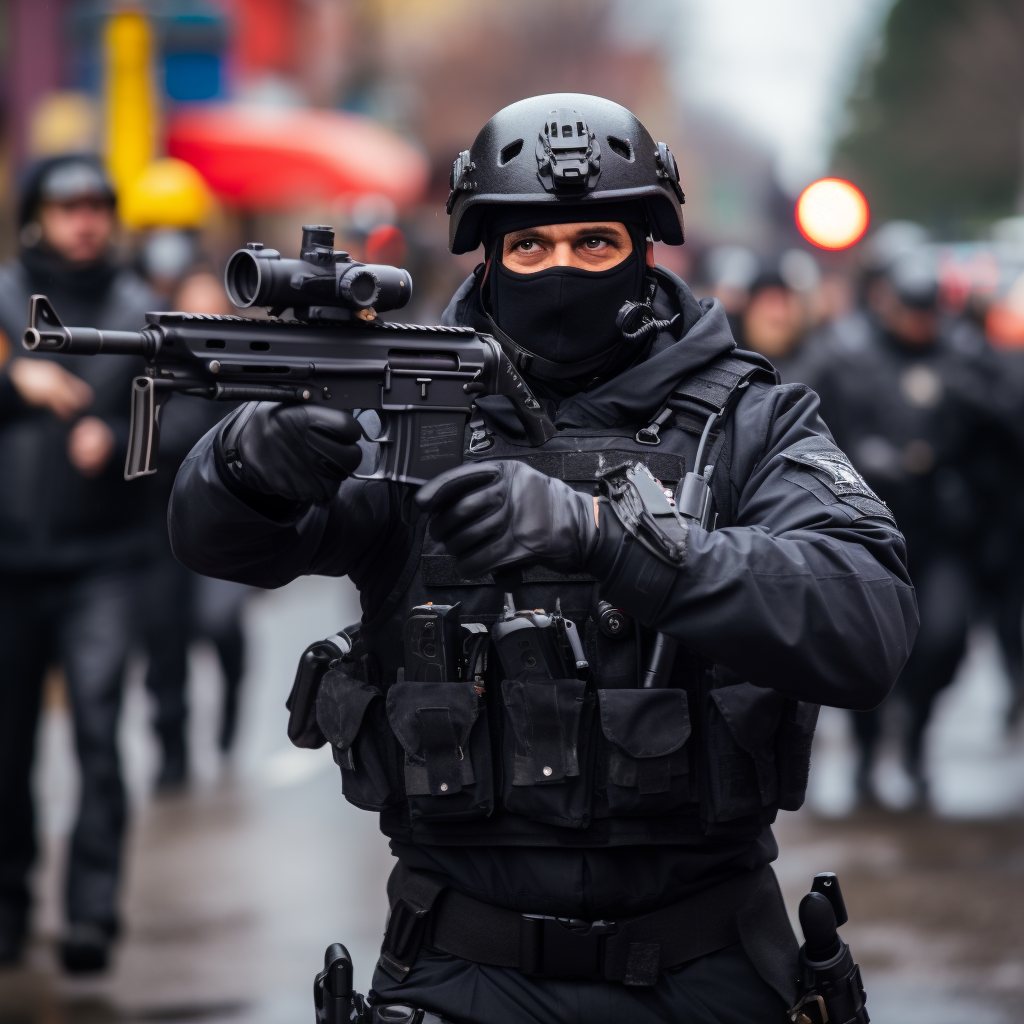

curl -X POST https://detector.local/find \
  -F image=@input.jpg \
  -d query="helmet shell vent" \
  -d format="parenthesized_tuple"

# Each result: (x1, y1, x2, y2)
(499, 139, 524, 166)
(607, 136, 634, 162)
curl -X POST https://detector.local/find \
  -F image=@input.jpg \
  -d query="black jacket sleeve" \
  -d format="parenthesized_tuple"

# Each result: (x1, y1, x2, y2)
(169, 423, 412, 616)
(591, 382, 919, 711)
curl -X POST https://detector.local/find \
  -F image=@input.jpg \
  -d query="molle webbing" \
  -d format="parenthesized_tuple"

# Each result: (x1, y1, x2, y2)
(668, 354, 777, 432)
(420, 554, 596, 588)
(508, 450, 685, 486)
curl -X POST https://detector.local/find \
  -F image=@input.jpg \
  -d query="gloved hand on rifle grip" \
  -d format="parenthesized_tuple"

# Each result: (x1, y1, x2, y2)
(416, 460, 600, 578)
(216, 401, 363, 507)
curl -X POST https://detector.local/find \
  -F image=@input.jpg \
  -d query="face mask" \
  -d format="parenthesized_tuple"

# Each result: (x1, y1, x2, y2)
(488, 248, 645, 382)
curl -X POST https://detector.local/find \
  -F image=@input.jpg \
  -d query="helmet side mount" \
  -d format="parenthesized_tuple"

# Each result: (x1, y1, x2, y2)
(654, 142, 684, 203)
(446, 150, 477, 214)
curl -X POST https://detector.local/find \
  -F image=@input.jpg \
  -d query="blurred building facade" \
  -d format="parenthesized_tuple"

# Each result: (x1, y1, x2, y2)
(0, 0, 791, 273)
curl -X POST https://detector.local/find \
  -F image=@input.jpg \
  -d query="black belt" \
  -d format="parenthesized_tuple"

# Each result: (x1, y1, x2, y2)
(380, 863, 785, 990)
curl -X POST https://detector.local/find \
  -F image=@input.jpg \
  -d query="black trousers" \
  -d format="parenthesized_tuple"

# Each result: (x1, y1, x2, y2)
(370, 944, 788, 1024)
(142, 551, 248, 757)
(852, 554, 971, 786)
(980, 567, 1024, 721)
(0, 569, 139, 940)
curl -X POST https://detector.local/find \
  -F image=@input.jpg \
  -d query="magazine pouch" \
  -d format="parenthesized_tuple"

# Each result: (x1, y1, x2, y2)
(316, 664, 398, 812)
(386, 681, 493, 822)
(598, 688, 693, 815)
(500, 678, 593, 828)
(705, 682, 786, 822)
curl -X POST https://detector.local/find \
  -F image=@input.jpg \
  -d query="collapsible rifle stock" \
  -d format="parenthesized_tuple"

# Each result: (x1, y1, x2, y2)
(23, 224, 555, 485)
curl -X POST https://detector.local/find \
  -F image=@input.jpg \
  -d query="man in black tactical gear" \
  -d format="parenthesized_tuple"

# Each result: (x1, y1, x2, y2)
(0, 155, 156, 971)
(170, 95, 917, 1022)
(802, 243, 1018, 808)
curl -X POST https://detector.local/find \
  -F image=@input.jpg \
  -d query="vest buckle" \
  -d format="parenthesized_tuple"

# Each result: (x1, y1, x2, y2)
(636, 406, 673, 446)
(467, 428, 494, 454)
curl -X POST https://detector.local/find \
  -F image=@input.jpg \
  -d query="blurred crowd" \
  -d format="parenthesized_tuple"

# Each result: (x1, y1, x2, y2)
(4, 143, 1024, 984)
(0, 154, 254, 974)
(698, 222, 1024, 811)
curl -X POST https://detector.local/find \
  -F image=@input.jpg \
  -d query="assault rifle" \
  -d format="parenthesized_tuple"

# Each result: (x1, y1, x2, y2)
(23, 224, 555, 484)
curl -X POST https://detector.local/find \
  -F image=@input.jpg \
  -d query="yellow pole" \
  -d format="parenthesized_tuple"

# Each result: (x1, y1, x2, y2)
(103, 10, 157, 196)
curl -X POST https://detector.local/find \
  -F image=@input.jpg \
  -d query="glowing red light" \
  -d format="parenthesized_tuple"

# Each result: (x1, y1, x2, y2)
(796, 178, 870, 250)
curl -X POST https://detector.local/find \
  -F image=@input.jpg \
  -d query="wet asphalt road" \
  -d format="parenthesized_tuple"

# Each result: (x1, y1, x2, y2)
(1, 576, 1022, 1024)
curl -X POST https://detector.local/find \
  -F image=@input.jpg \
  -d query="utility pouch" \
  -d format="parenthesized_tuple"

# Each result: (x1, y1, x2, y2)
(775, 700, 820, 811)
(386, 681, 493, 822)
(596, 688, 693, 816)
(316, 664, 399, 812)
(703, 682, 786, 823)
(287, 631, 354, 748)
(500, 678, 593, 828)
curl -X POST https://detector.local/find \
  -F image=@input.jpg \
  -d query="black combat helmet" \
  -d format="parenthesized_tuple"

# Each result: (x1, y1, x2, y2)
(446, 93, 685, 254)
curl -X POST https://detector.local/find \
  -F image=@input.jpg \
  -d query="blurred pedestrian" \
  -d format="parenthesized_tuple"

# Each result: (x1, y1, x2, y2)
(733, 266, 809, 382)
(140, 269, 252, 787)
(0, 155, 156, 971)
(126, 161, 252, 787)
(804, 240, 1016, 807)
(976, 268, 1024, 729)
(702, 243, 759, 337)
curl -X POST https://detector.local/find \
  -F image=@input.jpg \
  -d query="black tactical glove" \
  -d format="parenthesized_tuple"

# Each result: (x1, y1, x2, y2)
(216, 401, 363, 506)
(416, 460, 599, 578)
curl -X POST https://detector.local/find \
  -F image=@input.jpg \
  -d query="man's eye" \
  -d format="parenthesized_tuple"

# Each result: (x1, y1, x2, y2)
(517, 240, 537, 251)
(584, 238, 608, 250)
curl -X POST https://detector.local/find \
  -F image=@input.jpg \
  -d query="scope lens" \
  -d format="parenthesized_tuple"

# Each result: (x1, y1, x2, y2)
(225, 250, 261, 307)
(345, 269, 379, 306)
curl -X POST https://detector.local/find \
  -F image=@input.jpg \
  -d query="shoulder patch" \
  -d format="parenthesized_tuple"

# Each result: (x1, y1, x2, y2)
(780, 436, 895, 523)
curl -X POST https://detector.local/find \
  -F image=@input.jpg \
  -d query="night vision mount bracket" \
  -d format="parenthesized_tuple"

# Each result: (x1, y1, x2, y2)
(536, 107, 602, 192)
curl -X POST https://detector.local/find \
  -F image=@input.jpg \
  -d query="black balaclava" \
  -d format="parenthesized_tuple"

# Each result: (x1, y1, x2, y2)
(483, 202, 651, 389)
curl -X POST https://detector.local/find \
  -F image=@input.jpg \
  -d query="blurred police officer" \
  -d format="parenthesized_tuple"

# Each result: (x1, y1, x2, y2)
(803, 240, 1011, 807)
(0, 155, 156, 970)
(169, 96, 916, 1022)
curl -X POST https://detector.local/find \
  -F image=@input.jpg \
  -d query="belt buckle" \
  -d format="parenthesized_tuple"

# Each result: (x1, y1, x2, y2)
(520, 914, 617, 980)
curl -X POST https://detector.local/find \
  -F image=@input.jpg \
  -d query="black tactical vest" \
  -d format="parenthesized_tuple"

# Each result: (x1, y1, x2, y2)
(313, 352, 820, 848)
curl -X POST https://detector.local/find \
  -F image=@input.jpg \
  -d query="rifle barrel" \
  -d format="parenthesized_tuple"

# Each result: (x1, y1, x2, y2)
(23, 325, 158, 357)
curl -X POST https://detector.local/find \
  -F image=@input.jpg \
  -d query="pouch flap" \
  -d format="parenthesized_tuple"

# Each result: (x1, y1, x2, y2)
(710, 683, 785, 754)
(598, 689, 690, 758)
(502, 678, 586, 784)
(386, 681, 482, 762)
(315, 665, 382, 759)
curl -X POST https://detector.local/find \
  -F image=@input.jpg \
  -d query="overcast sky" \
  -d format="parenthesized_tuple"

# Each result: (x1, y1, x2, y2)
(617, 0, 894, 194)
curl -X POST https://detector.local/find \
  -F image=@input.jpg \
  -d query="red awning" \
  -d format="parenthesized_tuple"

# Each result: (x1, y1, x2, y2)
(167, 104, 429, 212)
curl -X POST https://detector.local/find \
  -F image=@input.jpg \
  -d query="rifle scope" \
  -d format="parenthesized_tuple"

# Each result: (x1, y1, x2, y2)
(224, 225, 413, 316)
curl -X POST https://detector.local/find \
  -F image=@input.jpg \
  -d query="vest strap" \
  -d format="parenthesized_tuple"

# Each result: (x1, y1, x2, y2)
(669, 353, 777, 425)
(498, 450, 686, 487)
